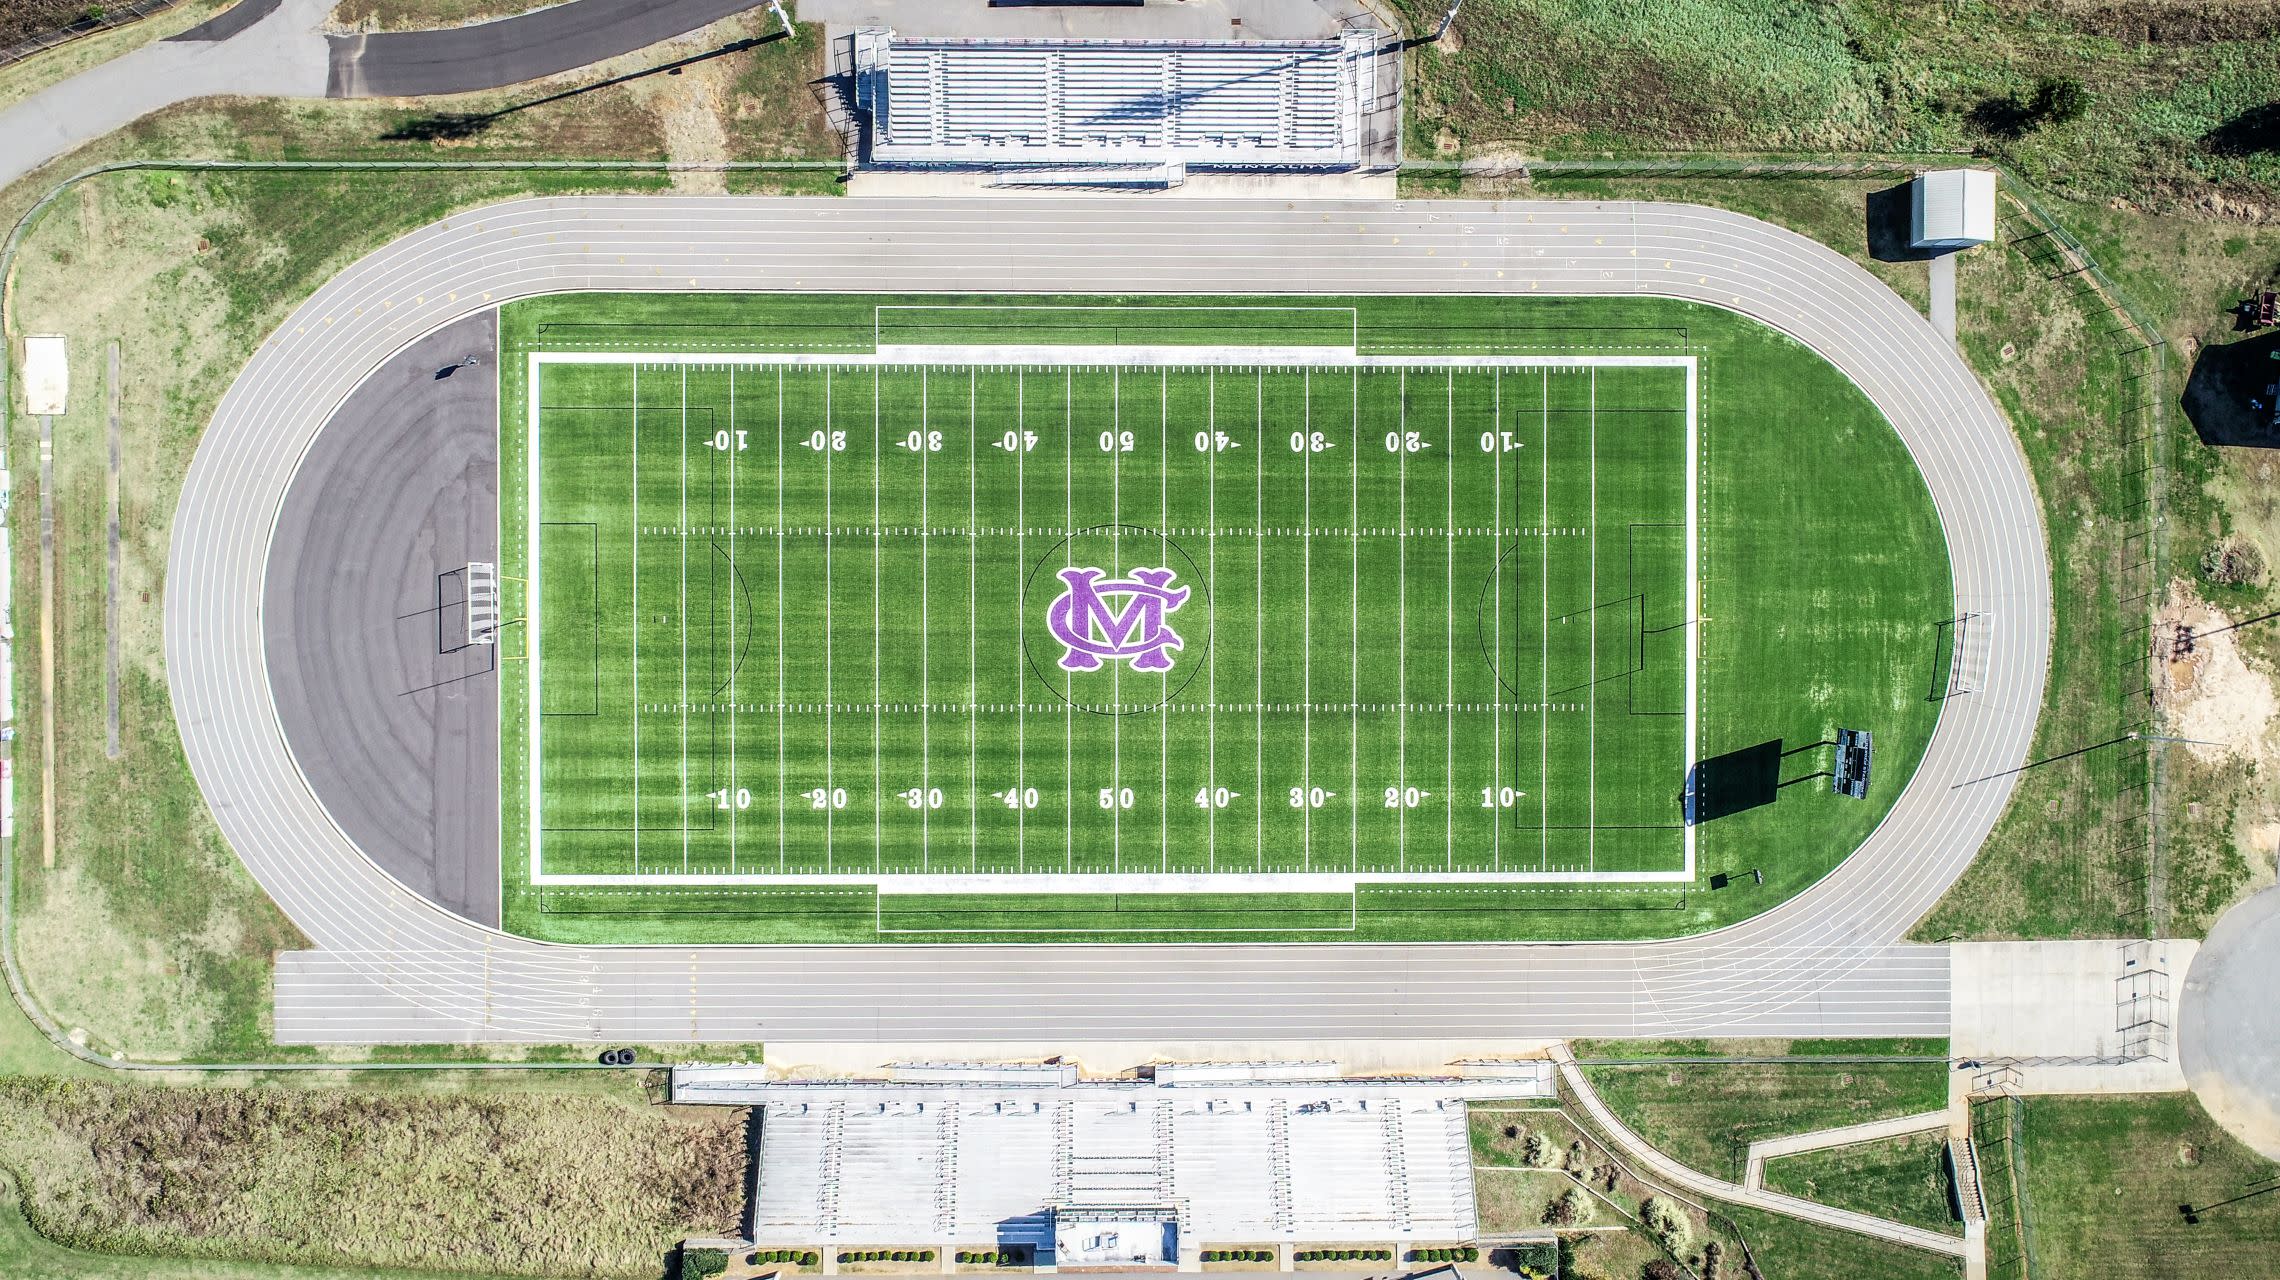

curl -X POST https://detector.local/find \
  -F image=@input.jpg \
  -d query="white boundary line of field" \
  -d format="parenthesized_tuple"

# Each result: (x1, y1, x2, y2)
(872, 304, 1361, 353)
(524, 350, 1697, 890)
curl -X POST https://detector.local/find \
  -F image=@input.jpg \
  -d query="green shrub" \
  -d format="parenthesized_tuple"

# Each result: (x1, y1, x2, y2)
(682, 1247, 731, 1280)
(1639, 1196, 1692, 1250)
(1460, 1246, 1478, 1261)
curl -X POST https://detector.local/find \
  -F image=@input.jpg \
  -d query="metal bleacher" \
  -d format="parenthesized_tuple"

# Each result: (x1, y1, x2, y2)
(725, 1068, 1499, 1250)
(854, 29, 1379, 172)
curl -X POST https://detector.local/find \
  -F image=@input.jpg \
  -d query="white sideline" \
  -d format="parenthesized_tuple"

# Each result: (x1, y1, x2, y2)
(522, 350, 1698, 891)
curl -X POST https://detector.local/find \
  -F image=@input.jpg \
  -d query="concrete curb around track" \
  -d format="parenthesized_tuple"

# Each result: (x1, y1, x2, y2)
(162, 196, 2049, 1044)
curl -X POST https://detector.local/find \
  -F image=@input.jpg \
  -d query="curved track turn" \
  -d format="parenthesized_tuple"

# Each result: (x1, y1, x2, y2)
(166, 197, 2049, 1044)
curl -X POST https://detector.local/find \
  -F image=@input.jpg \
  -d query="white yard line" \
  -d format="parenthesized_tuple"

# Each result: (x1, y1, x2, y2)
(1397, 369, 1407, 871)
(1160, 369, 1169, 873)
(1445, 368, 1454, 871)
(921, 369, 931, 871)
(1064, 368, 1073, 873)
(873, 366, 883, 874)
(632, 366, 641, 873)
(776, 369, 785, 872)
(1206, 368, 1217, 872)
(728, 367, 738, 872)
(1016, 371, 1027, 872)
(1112, 366, 1121, 870)
(970, 368, 979, 872)
(1350, 369, 1359, 874)
(1492, 369, 1501, 872)
(1301, 369, 1312, 871)
(680, 366, 690, 872)
(1539, 369, 1548, 871)
(824, 372, 834, 871)
(1253, 369, 1264, 871)
(1588, 369, 1597, 873)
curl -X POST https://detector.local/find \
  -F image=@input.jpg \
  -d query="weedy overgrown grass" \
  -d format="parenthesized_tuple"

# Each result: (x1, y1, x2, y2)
(0, 1077, 747, 1277)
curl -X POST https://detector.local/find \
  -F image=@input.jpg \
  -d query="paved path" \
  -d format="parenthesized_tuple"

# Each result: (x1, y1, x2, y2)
(0, 0, 761, 192)
(1551, 1046, 1967, 1257)
(160, 195, 2051, 1044)
(326, 0, 763, 97)
(1741, 1108, 1951, 1191)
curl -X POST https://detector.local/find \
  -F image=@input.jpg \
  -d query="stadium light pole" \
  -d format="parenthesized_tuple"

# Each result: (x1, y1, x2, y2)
(767, 0, 793, 39)
(1430, 0, 1464, 42)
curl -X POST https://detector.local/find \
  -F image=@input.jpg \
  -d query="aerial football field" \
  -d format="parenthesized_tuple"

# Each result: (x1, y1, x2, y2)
(498, 295, 1947, 944)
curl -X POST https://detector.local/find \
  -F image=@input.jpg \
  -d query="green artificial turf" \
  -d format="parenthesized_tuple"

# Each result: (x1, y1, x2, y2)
(497, 293, 1949, 944)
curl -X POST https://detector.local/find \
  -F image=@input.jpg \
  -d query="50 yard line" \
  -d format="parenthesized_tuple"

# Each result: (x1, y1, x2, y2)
(873, 365, 882, 874)
(776, 369, 785, 872)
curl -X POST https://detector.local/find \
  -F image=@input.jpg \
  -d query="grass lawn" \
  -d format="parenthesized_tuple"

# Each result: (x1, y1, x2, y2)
(1568, 1036, 1949, 1060)
(2013, 1093, 2280, 1280)
(1579, 1059, 1950, 1182)
(1388, 0, 2280, 212)
(0, 1173, 519, 1280)
(1710, 1198, 1961, 1280)
(1, 167, 672, 1061)
(0, 1076, 745, 1278)
(1761, 1129, 1963, 1236)
(498, 290, 1949, 944)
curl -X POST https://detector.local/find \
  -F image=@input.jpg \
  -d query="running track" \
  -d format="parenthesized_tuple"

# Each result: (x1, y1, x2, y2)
(165, 197, 2048, 1043)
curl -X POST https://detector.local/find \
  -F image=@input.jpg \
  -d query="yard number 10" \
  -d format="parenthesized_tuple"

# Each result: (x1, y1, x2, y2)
(708, 429, 748, 452)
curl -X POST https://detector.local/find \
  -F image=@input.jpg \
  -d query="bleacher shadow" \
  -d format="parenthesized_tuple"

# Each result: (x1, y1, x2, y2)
(1683, 739, 1782, 825)
(2184, 329, 2280, 448)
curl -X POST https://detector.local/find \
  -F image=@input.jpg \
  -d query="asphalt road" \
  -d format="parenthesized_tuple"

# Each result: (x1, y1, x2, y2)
(325, 0, 766, 97)
(261, 314, 501, 927)
(164, 197, 2050, 1045)
(0, 0, 765, 192)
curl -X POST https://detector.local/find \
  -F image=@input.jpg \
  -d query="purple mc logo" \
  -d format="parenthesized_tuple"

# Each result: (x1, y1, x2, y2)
(1046, 566, 1190, 673)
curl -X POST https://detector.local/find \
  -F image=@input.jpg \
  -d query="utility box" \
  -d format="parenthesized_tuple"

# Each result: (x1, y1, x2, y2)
(1910, 169, 1997, 251)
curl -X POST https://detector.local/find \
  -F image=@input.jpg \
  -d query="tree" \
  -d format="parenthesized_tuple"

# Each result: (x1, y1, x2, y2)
(680, 1248, 730, 1280)
(1642, 1261, 1688, 1280)
(2032, 76, 2089, 125)
(1543, 1186, 1592, 1226)
(1639, 1197, 1693, 1250)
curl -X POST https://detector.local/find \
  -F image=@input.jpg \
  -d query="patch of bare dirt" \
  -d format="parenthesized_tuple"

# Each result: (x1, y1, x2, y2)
(2155, 580, 2279, 763)
(2043, 0, 2280, 46)
(631, 37, 736, 192)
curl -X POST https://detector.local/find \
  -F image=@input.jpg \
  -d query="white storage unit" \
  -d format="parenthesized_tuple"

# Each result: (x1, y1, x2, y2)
(1910, 169, 1998, 250)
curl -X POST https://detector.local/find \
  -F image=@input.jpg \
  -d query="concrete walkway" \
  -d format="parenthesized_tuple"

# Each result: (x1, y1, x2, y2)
(1549, 1045, 1968, 1259)
(1928, 253, 1958, 344)
(2180, 884, 2280, 1159)
(1740, 1108, 1951, 1192)
(0, 0, 331, 191)
(0, 0, 762, 192)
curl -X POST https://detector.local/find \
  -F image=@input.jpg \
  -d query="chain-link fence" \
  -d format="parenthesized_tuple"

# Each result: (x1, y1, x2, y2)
(0, 0, 186, 71)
